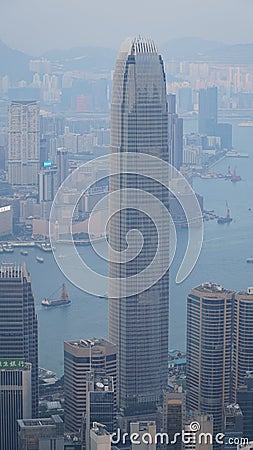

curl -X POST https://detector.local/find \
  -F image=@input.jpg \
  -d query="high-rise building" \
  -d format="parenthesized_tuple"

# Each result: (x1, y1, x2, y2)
(224, 404, 243, 450)
(130, 421, 156, 450)
(0, 264, 38, 417)
(198, 87, 217, 136)
(86, 371, 115, 450)
(18, 415, 64, 450)
(186, 282, 234, 437)
(0, 362, 32, 450)
(38, 165, 57, 203)
(108, 37, 169, 417)
(8, 100, 40, 186)
(168, 94, 183, 170)
(162, 386, 185, 450)
(57, 147, 68, 188)
(90, 423, 111, 450)
(233, 288, 253, 391)
(237, 373, 253, 441)
(64, 338, 117, 433)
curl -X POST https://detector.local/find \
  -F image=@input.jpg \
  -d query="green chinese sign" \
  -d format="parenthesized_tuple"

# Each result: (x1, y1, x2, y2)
(0, 359, 26, 369)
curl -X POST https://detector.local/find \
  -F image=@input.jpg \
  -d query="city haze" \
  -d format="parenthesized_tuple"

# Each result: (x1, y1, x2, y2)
(1, 0, 253, 54)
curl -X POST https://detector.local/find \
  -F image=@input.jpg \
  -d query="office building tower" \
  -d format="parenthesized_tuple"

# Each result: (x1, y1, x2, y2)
(237, 373, 253, 441)
(186, 283, 234, 438)
(184, 415, 213, 450)
(109, 37, 169, 417)
(216, 123, 232, 150)
(64, 338, 117, 433)
(0, 264, 38, 417)
(0, 204, 13, 237)
(224, 404, 243, 450)
(0, 362, 32, 450)
(130, 422, 156, 450)
(86, 371, 115, 450)
(18, 415, 64, 450)
(162, 386, 185, 450)
(90, 424, 111, 450)
(178, 87, 193, 114)
(38, 165, 57, 203)
(8, 100, 40, 186)
(168, 94, 183, 170)
(57, 147, 68, 188)
(198, 87, 218, 136)
(233, 288, 253, 391)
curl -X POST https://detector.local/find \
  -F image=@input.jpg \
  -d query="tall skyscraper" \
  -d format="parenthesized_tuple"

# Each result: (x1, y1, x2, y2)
(8, 100, 40, 186)
(168, 93, 183, 170)
(64, 338, 117, 433)
(186, 282, 234, 437)
(233, 288, 253, 391)
(56, 147, 68, 188)
(0, 264, 38, 418)
(162, 386, 185, 450)
(237, 373, 253, 441)
(0, 362, 32, 450)
(198, 87, 218, 136)
(108, 37, 169, 417)
(86, 371, 115, 450)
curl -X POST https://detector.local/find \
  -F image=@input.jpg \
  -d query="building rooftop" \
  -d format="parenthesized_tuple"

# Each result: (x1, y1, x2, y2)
(65, 338, 115, 349)
(87, 371, 114, 392)
(18, 415, 63, 428)
(193, 282, 234, 295)
(119, 36, 158, 58)
(224, 404, 243, 417)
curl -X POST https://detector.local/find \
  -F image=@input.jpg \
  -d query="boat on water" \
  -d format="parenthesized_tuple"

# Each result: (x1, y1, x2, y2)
(226, 151, 249, 158)
(0, 245, 3, 254)
(20, 249, 28, 256)
(217, 202, 233, 224)
(3, 243, 14, 253)
(36, 256, 44, 263)
(41, 283, 71, 307)
(231, 168, 241, 183)
(246, 258, 253, 263)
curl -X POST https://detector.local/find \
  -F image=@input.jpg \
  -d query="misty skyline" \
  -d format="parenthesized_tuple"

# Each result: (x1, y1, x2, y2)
(1, 0, 253, 55)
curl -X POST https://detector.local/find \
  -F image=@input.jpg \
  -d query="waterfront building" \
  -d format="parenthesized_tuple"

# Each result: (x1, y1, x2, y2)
(186, 282, 234, 437)
(64, 338, 117, 434)
(8, 100, 40, 186)
(18, 415, 64, 450)
(0, 264, 38, 418)
(198, 87, 218, 136)
(0, 362, 32, 450)
(0, 204, 13, 236)
(108, 36, 169, 418)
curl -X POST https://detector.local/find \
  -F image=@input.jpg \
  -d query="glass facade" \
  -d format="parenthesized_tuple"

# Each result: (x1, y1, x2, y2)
(108, 37, 169, 413)
(0, 265, 38, 418)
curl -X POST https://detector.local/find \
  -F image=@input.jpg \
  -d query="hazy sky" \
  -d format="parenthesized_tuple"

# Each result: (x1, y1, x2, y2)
(1, 0, 253, 55)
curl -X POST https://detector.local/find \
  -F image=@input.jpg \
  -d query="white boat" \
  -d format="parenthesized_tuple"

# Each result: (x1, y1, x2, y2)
(36, 256, 44, 263)
(246, 258, 253, 263)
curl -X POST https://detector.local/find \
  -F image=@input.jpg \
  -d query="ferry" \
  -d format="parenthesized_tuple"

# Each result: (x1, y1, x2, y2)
(41, 284, 71, 307)
(36, 256, 44, 263)
(226, 151, 249, 158)
(246, 258, 253, 264)
(3, 243, 14, 253)
(20, 250, 28, 256)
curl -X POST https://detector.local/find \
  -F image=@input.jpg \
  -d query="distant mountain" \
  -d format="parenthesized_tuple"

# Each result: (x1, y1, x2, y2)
(161, 37, 227, 60)
(42, 46, 117, 72)
(0, 40, 31, 81)
(160, 37, 253, 64)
